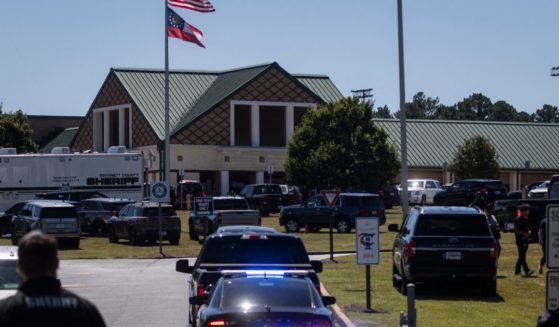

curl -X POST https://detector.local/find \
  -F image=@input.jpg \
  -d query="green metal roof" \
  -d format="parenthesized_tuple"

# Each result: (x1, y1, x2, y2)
(40, 127, 79, 153)
(113, 62, 343, 140)
(374, 119, 559, 170)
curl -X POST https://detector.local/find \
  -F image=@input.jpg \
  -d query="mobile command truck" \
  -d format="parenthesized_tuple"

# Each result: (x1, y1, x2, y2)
(0, 147, 144, 212)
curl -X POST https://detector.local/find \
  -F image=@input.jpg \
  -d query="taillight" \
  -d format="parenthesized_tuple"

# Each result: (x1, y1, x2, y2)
(206, 319, 225, 327)
(516, 209, 522, 217)
(315, 283, 321, 295)
(196, 284, 205, 296)
(406, 240, 417, 257)
(216, 213, 222, 225)
(480, 187, 488, 194)
(309, 319, 331, 327)
(489, 241, 497, 259)
(263, 198, 268, 205)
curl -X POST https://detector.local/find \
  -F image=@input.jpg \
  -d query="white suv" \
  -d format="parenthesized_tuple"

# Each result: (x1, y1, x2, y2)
(403, 179, 443, 205)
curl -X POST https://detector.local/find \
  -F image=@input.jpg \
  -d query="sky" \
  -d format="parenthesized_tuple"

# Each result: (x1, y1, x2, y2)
(0, 0, 558, 117)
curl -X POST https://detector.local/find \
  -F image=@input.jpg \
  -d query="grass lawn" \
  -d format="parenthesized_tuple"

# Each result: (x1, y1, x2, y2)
(0, 207, 547, 326)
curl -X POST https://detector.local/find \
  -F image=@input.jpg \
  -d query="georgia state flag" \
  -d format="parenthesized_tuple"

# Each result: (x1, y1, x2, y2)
(167, 7, 205, 48)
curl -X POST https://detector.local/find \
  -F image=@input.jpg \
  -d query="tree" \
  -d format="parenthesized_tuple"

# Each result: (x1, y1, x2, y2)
(393, 92, 441, 120)
(449, 135, 500, 179)
(515, 111, 534, 122)
(0, 109, 38, 153)
(487, 100, 518, 121)
(533, 104, 559, 123)
(455, 93, 492, 121)
(285, 97, 400, 191)
(374, 104, 391, 118)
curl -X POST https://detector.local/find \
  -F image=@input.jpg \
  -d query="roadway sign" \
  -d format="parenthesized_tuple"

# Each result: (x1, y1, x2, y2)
(547, 271, 559, 311)
(194, 197, 213, 215)
(150, 181, 170, 203)
(321, 190, 340, 208)
(546, 205, 559, 269)
(356, 217, 380, 265)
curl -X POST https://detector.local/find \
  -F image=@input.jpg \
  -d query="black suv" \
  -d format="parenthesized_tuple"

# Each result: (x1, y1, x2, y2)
(279, 193, 386, 233)
(433, 179, 507, 207)
(75, 198, 134, 236)
(388, 206, 499, 295)
(175, 232, 323, 326)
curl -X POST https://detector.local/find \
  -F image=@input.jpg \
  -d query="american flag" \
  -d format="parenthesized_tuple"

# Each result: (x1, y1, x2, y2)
(168, 0, 215, 13)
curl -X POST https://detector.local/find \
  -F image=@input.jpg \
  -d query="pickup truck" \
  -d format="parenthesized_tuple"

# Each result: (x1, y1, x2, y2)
(239, 184, 301, 216)
(187, 196, 261, 240)
(493, 198, 559, 242)
(175, 232, 323, 326)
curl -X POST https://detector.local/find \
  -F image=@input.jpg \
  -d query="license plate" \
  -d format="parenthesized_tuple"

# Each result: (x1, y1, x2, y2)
(505, 222, 514, 231)
(56, 224, 65, 228)
(445, 252, 462, 260)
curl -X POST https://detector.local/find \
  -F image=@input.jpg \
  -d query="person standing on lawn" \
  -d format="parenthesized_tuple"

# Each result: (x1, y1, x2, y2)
(514, 203, 534, 277)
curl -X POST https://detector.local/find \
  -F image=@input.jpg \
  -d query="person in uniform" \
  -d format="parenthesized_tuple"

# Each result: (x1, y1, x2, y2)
(514, 203, 534, 277)
(0, 231, 106, 326)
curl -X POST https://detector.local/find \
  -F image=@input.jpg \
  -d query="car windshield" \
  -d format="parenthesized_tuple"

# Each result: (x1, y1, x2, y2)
(213, 199, 248, 210)
(0, 260, 20, 290)
(143, 207, 176, 217)
(414, 215, 490, 236)
(102, 202, 133, 211)
(219, 278, 313, 308)
(408, 181, 425, 188)
(537, 181, 550, 189)
(202, 238, 310, 264)
(40, 207, 76, 218)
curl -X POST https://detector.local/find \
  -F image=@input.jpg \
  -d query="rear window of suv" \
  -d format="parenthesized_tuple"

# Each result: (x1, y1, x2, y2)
(40, 207, 77, 218)
(143, 207, 176, 217)
(485, 182, 504, 190)
(414, 215, 490, 236)
(213, 199, 248, 210)
(202, 237, 310, 264)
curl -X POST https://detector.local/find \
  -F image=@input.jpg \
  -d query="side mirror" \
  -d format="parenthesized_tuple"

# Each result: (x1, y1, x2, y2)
(321, 296, 336, 306)
(176, 259, 193, 274)
(388, 224, 399, 232)
(189, 295, 207, 306)
(310, 260, 323, 273)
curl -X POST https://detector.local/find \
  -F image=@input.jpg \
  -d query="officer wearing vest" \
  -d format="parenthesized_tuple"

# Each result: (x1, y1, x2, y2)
(0, 231, 106, 326)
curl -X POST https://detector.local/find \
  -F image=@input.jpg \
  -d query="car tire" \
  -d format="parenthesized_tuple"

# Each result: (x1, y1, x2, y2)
(108, 227, 118, 243)
(284, 217, 300, 233)
(169, 236, 180, 245)
(400, 262, 408, 295)
(91, 221, 106, 237)
(392, 262, 401, 288)
(481, 280, 497, 296)
(188, 222, 199, 241)
(335, 218, 351, 233)
(10, 230, 18, 245)
(128, 228, 141, 246)
(420, 195, 426, 206)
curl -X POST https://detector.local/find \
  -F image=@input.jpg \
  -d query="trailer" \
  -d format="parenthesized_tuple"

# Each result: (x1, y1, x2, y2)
(0, 147, 145, 212)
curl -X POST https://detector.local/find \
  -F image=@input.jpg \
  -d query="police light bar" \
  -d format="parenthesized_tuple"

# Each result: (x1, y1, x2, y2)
(241, 234, 268, 240)
(220, 270, 309, 278)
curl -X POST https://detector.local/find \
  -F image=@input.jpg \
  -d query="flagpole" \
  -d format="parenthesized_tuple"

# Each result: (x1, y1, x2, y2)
(164, 0, 171, 189)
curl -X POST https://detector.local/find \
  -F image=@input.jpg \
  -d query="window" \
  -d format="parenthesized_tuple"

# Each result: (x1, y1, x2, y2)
(426, 181, 436, 189)
(234, 105, 251, 146)
(40, 207, 77, 219)
(343, 196, 361, 207)
(259, 106, 285, 147)
(415, 215, 490, 236)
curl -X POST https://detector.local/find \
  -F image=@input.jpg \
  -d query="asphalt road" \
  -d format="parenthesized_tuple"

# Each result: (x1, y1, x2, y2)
(59, 257, 348, 327)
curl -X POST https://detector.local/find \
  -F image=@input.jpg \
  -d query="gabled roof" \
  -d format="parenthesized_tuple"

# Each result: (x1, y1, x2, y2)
(40, 127, 79, 153)
(113, 62, 343, 139)
(374, 119, 559, 171)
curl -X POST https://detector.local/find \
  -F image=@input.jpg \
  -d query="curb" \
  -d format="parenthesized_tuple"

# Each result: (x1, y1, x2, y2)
(320, 281, 355, 327)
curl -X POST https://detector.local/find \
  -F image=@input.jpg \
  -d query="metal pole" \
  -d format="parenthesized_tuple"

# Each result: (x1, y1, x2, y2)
(365, 265, 371, 310)
(329, 212, 334, 261)
(397, 0, 409, 217)
(164, 0, 171, 190)
(407, 283, 417, 327)
(158, 202, 163, 255)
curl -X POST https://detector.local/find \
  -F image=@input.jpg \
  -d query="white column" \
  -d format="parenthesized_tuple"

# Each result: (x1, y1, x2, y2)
(509, 172, 518, 191)
(286, 105, 294, 144)
(93, 111, 103, 152)
(118, 108, 125, 147)
(103, 111, 110, 151)
(251, 104, 260, 147)
(220, 171, 230, 196)
(256, 171, 265, 184)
